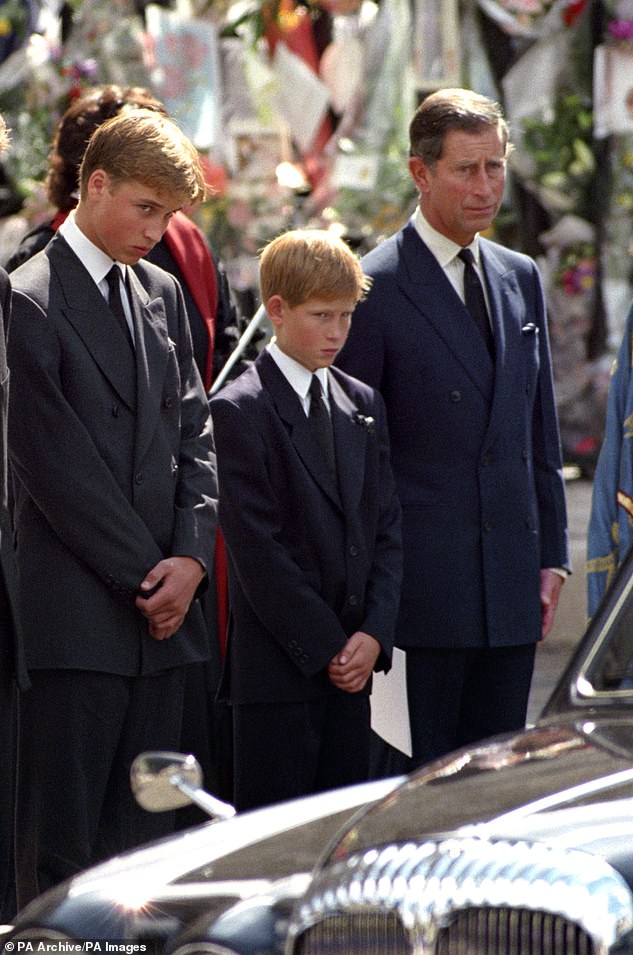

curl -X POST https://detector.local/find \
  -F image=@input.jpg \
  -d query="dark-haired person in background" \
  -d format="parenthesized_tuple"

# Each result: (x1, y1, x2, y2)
(5, 83, 242, 388)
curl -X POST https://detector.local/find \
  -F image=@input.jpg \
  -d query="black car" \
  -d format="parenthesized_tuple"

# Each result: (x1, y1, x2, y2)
(7, 546, 633, 955)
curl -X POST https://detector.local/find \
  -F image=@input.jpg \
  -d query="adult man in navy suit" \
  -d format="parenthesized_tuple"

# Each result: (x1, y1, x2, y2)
(211, 229, 402, 811)
(337, 88, 570, 773)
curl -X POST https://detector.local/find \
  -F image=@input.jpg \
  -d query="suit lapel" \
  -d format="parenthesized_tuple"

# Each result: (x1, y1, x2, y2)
(479, 241, 528, 442)
(127, 268, 170, 467)
(329, 372, 366, 517)
(396, 223, 494, 404)
(256, 351, 342, 510)
(49, 236, 136, 411)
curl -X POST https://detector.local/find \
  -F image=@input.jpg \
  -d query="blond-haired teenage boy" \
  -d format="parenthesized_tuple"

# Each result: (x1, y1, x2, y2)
(210, 229, 402, 811)
(8, 110, 217, 905)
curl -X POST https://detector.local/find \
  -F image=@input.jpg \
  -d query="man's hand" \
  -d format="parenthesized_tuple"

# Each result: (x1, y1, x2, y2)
(328, 631, 381, 693)
(135, 556, 205, 641)
(540, 568, 565, 640)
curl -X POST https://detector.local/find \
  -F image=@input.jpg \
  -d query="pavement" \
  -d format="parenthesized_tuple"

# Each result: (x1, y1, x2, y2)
(526, 473, 593, 722)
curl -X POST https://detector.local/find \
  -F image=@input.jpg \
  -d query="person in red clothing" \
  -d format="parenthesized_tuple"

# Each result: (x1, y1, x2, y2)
(4, 84, 236, 806)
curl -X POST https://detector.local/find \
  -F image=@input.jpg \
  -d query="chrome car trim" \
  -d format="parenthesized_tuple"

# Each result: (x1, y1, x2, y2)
(287, 838, 633, 954)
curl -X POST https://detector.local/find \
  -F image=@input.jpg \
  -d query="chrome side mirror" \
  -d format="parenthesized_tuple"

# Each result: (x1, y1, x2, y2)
(131, 751, 236, 821)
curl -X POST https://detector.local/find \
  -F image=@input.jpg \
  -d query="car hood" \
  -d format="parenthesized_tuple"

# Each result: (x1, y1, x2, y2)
(326, 716, 633, 887)
(14, 776, 400, 936)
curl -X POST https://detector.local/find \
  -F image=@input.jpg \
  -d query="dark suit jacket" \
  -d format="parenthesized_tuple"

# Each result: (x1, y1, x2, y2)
(210, 350, 402, 704)
(7, 234, 218, 676)
(0, 264, 20, 922)
(337, 221, 570, 650)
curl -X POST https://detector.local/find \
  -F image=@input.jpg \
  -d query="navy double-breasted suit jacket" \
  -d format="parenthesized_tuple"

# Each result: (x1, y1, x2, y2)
(210, 350, 402, 704)
(7, 234, 218, 676)
(337, 221, 570, 650)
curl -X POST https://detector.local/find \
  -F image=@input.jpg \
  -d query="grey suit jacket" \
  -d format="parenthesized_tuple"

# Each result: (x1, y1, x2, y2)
(8, 234, 218, 675)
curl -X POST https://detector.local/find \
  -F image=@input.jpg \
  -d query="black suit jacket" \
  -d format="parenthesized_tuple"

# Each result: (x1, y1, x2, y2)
(210, 350, 402, 704)
(8, 234, 218, 676)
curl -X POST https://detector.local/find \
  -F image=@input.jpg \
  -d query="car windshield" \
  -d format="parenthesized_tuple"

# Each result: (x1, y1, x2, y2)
(576, 550, 633, 699)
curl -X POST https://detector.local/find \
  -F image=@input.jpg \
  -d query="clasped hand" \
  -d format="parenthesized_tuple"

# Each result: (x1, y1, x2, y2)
(135, 556, 205, 641)
(328, 631, 380, 693)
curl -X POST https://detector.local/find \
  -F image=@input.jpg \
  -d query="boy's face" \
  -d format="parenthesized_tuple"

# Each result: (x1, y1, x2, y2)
(267, 295, 356, 371)
(75, 171, 182, 264)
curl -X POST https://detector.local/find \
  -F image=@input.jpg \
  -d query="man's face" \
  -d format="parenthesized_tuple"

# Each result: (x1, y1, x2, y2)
(408, 127, 507, 246)
(268, 295, 356, 371)
(76, 171, 181, 264)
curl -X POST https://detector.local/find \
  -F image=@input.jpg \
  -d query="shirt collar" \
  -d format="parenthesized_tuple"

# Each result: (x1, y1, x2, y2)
(267, 340, 330, 403)
(412, 207, 481, 267)
(58, 210, 126, 287)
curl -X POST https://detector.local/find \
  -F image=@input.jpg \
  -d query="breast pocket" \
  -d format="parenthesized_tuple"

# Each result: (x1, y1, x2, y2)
(522, 323, 540, 395)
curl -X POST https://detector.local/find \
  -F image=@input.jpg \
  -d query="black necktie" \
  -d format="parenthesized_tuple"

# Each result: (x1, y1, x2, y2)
(458, 248, 494, 358)
(106, 265, 134, 350)
(308, 374, 336, 479)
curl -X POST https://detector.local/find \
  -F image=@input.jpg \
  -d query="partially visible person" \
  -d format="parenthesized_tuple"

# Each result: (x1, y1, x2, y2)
(0, 112, 21, 924)
(210, 229, 402, 812)
(8, 109, 217, 907)
(336, 87, 570, 775)
(587, 307, 633, 616)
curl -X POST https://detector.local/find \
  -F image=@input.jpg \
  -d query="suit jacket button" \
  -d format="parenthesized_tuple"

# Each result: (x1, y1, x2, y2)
(450, 390, 461, 403)
(349, 545, 359, 557)
(348, 594, 358, 606)
(112, 404, 120, 417)
(483, 520, 492, 532)
(135, 472, 143, 485)
(164, 396, 174, 408)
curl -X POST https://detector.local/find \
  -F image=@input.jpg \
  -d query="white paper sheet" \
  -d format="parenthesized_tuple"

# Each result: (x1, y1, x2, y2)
(370, 647, 412, 757)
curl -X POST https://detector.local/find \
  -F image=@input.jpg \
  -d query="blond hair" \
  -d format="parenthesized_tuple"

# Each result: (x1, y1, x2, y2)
(259, 229, 371, 307)
(79, 109, 206, 206)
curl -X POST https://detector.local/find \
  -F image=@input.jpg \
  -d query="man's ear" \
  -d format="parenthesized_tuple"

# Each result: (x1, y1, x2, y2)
(86, 168, 110, 198)
(408, 155, 430, 195)
(266, 294, 285, 329)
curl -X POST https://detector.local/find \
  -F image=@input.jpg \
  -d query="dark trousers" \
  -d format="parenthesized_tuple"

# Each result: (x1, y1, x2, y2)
(370, 644, 536, 778)
(233, 693, 371, 812)
(0, 660, 16, 922)
(406, 644, 536, 769)
(15, 667, 186, 910)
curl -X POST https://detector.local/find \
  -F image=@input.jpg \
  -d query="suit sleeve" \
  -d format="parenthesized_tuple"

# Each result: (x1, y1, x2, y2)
(528, 260, 570, 573)
(210, 394, 349, 678)
(168, 280, 218, 570)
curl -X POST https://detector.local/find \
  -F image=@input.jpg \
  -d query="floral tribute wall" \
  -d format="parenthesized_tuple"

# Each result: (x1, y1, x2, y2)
(0, 0, 629, 469)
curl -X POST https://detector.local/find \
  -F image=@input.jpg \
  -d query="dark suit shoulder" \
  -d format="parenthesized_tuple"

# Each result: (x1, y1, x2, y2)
(328, 364, 376, 405)
(479, 236, 533, 267)
(132, 256, 181, 297)
(9, 247, 53, 306)
(5, 222, 54, 272)
(210, 361, 262, 408)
